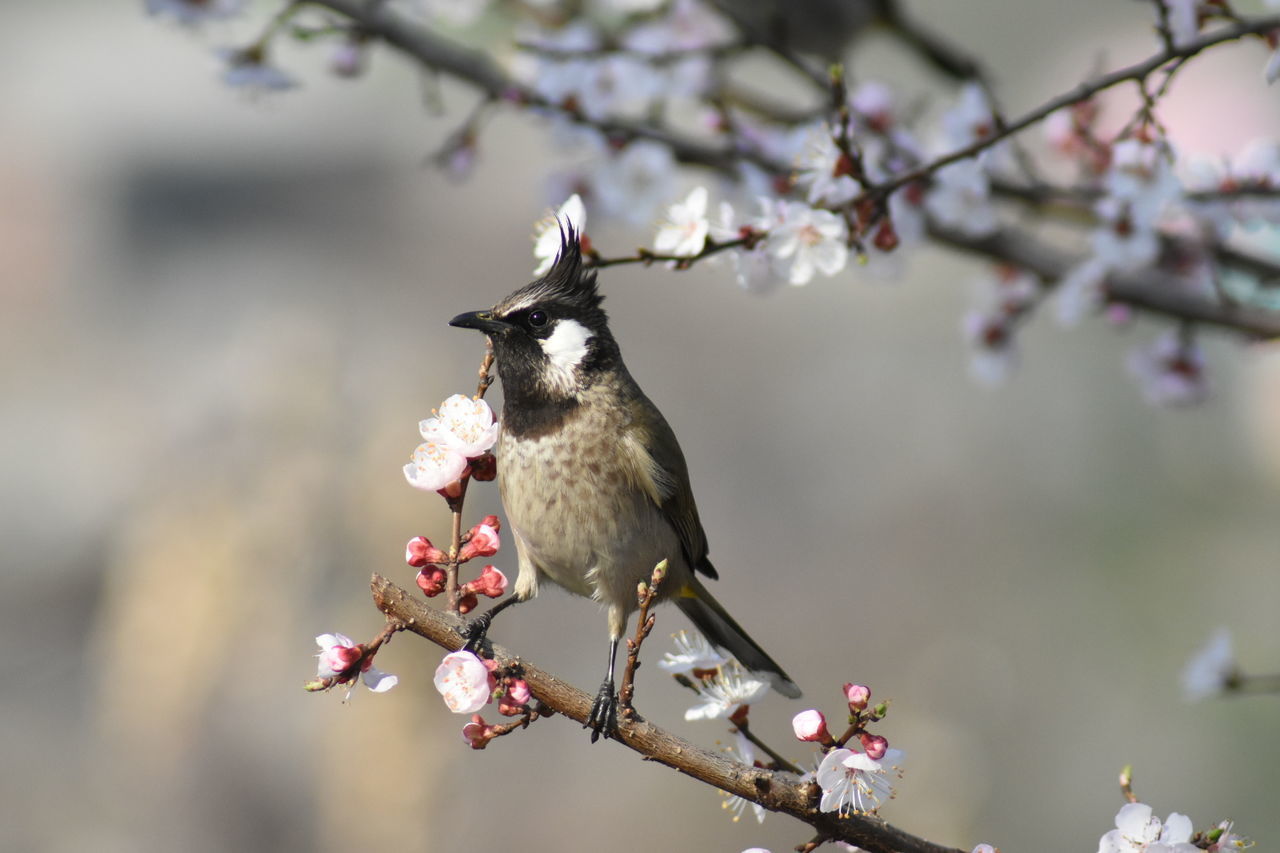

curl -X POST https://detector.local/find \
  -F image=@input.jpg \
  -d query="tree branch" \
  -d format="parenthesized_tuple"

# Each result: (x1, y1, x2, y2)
(370, 573, 963, 853)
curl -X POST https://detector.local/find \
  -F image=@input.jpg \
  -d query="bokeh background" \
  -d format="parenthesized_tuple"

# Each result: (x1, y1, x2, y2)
(4, 2, 1279, 851)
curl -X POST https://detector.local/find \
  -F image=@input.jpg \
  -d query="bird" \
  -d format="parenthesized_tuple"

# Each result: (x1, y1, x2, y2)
(448, 225, 801, 741)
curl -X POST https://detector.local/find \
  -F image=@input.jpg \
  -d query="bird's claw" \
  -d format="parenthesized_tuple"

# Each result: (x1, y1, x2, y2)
(460, 612, 493, 654)
(585, 679, 618, 743)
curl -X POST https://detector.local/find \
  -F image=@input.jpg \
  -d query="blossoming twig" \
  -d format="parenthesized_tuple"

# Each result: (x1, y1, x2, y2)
(617, 560, 666, 720)
(370, 573, 962, 853)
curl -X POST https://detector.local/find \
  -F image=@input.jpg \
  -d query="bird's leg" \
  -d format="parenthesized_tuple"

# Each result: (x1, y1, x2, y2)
(461, 595, 522, 654)
(586, 636, 620, 743)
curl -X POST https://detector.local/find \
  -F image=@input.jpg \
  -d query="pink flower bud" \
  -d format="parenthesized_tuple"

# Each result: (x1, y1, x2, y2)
(462, 714, 494, 749)
(498, 678, 532, 716)
(844, 683, 871, 712)
(462, 565, 508, 599)
(459, 522, 501, 561)
(406, 536, 448, 568)
(416, 566, 447, 597)
(457, 592, 478, 614)
(791, 709, 831, 743)
(860, 733, 888, 760)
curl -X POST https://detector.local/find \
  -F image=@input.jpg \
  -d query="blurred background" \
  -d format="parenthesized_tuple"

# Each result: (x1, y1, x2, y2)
(3, 1, 1279, 851)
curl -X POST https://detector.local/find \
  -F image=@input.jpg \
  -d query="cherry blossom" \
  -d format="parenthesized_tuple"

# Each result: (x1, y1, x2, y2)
(218, 47, 297, 92)
(763, 200, 849, 286)
(146, 0, 243, 25)
(533, 193, 587, 275)
(722, 732, 767, 824)
(653, 186, 710, 258)
(844, 683, 871, 711)
(795, 124, 861, 207)
(683, 664, 771, 721)
(314, 633, 398, 696)
(1127, 329, 1209, 407)
(404, 436, 469, 492)
(1181, 627, 1237, 701)
(434, 650, 494, 714)
(591, 141, 677, 226)
(420, 394, 500, 459)
(657, 629, 728, 675)
(1097, 803, 1197, 853)
(816, 746, 903, 817)
(459, 518, 501, 560)
(925, 159, 999, 238)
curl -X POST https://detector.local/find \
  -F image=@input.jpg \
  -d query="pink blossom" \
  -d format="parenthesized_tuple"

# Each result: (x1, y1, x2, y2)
(499, 678, 532, 715)
(313, 633, 398, 696)
(434, 650, 493, 714)
(792, 709, 832, 743)
(404, 437, 468, 493)
(462, 714, 495, 749)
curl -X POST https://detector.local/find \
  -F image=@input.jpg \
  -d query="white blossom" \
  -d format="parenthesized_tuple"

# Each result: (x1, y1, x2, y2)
(1097, 803, 1197, 853)
(404, 436, 469, 492)
(419, 394, 500, 459)
(315, 633, 398, 697)
(533, 193, 587, 275)
(653, 186, 710, 258)
(795, 124, 861, 207)
(657, 630, 728, 674)
(722, 733, 767, 824)
(1181, 627, 1236, 701)
(1127, 329, 1209, 407)
(433, 650, 492, 714)
(591, 141, 677, 226)
(816, 747, 903, 816)
(763, 200, 849, 285)
(684, 664, 770, 721)
(925, 159, 999, 237)
(146, 0, 243, 24)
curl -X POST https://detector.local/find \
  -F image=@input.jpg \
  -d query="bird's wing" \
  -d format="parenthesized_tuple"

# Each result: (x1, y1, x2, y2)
(621, 395, 718, 580)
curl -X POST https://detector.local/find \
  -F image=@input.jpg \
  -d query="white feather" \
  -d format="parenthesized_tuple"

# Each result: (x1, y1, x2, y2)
(539, 319, 591, 391)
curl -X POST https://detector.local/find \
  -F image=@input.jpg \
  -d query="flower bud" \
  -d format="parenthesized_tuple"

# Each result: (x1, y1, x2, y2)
(843, 683, 871, 712)
(791, 709, 832, 743)
(462, 714, 494, 749)
(461, 565, 508, 599)
(416, 566, 447, 597)
(459, 521, 501, 561)
(406, 536, 448, 568)
(860, 732, 888, 760)
(498, 678, 532, 716)
(457, 592, 479, 614)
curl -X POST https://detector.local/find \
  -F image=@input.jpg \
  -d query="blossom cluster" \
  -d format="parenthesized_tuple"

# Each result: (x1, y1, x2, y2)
(1097, 802, 1249, 853)
(433, 649, 534, 747)
(306, 632, 398, 699)
(404, 393, 499, 495)
(407, 516, 508, 612)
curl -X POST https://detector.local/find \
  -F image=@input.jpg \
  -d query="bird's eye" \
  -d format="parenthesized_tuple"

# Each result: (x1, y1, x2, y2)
(528, 310, 549, 328)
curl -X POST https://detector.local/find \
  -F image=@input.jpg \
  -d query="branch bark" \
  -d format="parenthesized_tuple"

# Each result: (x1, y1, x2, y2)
(370, 573, 964, 853)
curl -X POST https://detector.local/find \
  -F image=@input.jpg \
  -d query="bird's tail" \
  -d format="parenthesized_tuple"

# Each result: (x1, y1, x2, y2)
(674, 577, 802, 698)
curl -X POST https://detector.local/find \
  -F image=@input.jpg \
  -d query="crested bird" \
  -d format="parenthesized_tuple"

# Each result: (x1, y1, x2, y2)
(450, 227, 800, 740)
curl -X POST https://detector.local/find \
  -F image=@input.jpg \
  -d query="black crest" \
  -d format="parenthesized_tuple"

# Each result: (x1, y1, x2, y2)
(503, 223, 604, 315)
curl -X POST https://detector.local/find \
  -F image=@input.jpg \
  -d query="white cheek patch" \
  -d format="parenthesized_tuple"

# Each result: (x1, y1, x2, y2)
(538, 318, 592, 392)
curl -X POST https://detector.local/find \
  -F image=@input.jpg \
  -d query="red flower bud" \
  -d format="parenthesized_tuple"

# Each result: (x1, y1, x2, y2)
(406, 536, 448, 568)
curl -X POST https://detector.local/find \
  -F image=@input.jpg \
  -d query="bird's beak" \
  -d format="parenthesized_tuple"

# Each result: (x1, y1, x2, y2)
(449, 310, 511, 334)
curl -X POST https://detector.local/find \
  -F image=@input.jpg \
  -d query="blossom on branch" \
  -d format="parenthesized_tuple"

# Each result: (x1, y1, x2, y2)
(313, 633, 398, 696)
(1127, 330, 1208, 407)
(684, 664, 770, 721)
(816, 746, 903, 817)
(763, 200, 849, 286)
(420, 394, 500, 459)
(1097, 803, 1197, 853)
(653, 186, 710, 258)
(657, 630, 728, 675)
(434, 650, 493, 714)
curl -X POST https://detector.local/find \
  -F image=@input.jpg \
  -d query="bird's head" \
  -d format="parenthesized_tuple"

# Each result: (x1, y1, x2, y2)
(449, 226, 619, 402)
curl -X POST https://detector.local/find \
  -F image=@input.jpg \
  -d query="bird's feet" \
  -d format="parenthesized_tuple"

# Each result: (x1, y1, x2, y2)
(460, 610, 494, 654)
(585, 678, 618, 743)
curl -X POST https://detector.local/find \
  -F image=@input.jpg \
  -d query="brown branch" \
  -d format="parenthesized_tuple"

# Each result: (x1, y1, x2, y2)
(929, 222, 1280, 339)
(859, 14, 1280, 204)
(370, 573, 963, 853)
